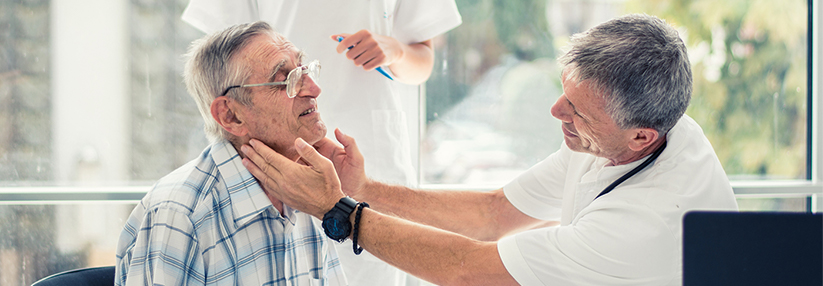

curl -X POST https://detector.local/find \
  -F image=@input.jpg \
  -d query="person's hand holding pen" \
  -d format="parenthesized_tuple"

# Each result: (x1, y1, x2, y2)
(332, 30, 402, 80)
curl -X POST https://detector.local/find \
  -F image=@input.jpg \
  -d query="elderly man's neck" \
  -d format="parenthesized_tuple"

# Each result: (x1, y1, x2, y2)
(230, 137, 300, 162)
(227, 137, 297, 216)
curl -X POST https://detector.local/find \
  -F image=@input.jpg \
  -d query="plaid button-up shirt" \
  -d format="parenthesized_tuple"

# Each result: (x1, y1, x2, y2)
(115, 140, 346, 286)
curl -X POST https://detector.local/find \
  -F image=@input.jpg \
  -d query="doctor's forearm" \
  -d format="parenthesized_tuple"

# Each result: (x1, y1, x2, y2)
(354, 182, 534, 241)
(352, 208, 518, 286)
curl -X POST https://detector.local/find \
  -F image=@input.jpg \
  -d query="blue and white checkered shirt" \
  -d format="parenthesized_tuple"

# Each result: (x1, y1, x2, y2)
(115, 140, 347, 286)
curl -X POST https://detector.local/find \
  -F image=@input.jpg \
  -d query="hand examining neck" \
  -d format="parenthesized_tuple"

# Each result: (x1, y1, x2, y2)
(241, 138, 346, 219)
(311, 129, 370, 198)
(232, 137, 306, 216)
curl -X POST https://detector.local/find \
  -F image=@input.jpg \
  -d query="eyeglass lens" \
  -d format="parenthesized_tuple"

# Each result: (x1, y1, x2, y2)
(287, 62, 319, 98)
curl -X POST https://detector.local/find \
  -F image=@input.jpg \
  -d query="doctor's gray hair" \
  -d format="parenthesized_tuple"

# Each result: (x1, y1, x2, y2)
(183, 21, 284, 143)
(559, 14, 691, 135)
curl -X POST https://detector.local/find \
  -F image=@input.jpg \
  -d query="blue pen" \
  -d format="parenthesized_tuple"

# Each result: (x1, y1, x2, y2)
(337, 36, 394, 80)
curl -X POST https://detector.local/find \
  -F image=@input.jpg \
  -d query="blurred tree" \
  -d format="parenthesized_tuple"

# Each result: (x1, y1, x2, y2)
(492, 0, 555, 61)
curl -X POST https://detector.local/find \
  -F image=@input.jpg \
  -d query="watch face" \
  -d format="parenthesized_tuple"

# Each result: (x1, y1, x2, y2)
(323, 215, 351, 241)
(322, 197, 357, 242)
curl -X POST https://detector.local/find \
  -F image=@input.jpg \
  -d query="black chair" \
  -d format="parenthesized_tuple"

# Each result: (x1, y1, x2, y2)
(31, 266, 115, 286)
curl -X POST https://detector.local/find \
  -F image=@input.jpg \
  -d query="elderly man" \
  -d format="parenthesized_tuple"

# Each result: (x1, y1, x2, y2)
(241, 14, 738, 285)
(115, 21, 346, 285)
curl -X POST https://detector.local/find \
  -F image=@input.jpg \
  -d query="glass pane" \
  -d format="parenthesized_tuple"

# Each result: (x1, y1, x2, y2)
(0, 203, 135, 285)
(0, 0, 52, 183)
(129, 0, 206, 182)
(736, 197, 808, 212)
(0, 0, 204, 186)
(423, 0, 808, 185)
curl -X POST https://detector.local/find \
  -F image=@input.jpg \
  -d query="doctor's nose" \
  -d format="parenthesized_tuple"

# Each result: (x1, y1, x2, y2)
(550, 95, 572, 123)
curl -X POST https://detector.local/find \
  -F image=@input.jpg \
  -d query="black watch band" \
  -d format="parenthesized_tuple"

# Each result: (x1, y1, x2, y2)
(322, 196, 358, 242)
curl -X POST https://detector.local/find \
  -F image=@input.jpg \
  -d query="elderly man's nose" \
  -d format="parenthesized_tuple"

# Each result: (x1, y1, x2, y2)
(296, 75, 321, 97)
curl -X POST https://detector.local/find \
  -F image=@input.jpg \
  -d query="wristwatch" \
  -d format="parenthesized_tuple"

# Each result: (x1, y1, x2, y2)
(322, 196, 358, 242)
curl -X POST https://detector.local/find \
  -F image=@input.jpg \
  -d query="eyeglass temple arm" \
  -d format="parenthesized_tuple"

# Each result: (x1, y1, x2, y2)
(238, 81, 288, 88)
(221, 81, 288, 97)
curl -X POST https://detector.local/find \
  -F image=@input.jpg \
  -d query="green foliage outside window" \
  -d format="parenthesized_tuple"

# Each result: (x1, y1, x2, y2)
(627, 0, 808, 179)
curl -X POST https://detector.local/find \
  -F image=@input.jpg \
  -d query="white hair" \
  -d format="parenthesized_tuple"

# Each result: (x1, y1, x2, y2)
(183, 21, 286, 143)
(559, 14, 692, 135)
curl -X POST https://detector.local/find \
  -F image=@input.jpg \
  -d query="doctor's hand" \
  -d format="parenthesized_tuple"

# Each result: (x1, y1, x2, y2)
(312, 129, 370, 199)
(241, 138, 344, 218)
(332, 30, 404, 71)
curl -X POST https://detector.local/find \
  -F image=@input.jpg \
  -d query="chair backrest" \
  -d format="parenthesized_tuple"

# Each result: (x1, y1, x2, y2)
(683, 211, 822, 286)
(31, 266, 115, 286)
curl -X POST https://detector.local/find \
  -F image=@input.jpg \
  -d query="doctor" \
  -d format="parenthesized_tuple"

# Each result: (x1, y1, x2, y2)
(241, 14, 738, 285)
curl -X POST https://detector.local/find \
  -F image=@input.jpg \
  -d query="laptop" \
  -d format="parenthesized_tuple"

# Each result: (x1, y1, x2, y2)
(683, 211, 822, 286)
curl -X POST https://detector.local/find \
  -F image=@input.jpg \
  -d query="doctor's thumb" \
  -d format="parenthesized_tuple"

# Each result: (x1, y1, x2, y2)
(295, 138, 332, 168)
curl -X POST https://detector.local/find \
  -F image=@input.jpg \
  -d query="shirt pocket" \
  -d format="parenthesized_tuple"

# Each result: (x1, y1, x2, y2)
(290, 276, 323, 286)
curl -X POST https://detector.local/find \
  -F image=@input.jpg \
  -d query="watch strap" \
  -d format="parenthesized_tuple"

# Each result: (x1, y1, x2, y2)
(334, 196, 357, 216)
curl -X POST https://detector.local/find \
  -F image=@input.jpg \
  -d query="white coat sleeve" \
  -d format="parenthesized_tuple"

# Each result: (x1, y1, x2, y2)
(502, 143, 570, 221)
(391, 0, 462, 44)
(498, 199, 678, 285)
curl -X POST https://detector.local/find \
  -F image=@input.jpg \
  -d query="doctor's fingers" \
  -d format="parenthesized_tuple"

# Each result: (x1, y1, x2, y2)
(360, 49, 388, 71)
(241, 154, 284, 199)
(335, 129, 363, 161)
(241, 140, 288, 183)
(312, 137, 343, 161)
(346, 41, 377, 65)
(295, 138, 337, 176)
(346, 39, 389, 70)
(331, 33, 354, 54)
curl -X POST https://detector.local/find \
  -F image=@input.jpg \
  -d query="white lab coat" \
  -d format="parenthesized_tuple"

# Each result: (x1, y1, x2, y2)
(500, 115, 738, 285)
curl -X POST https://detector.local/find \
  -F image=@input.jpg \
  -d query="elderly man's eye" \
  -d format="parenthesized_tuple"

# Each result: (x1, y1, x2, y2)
(274, 73, 289, 83)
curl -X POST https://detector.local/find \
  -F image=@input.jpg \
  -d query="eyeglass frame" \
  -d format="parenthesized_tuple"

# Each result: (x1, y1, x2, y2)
(220, 59, 321, 98)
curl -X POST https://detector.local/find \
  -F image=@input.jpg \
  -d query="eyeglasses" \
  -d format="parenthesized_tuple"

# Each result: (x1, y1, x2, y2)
(221, 60, 321, 98)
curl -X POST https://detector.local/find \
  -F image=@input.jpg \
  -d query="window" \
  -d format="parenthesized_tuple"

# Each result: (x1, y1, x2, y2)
(1, 0, 200, 284)
(0, 0, 819, 284)
(423, 0, 811, 185)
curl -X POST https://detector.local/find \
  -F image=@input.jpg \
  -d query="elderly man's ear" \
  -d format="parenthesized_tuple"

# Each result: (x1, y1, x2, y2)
(211, 96, 248, 137)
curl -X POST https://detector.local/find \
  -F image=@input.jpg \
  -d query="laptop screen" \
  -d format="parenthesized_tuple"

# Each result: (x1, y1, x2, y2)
(683, 211, 822, 286)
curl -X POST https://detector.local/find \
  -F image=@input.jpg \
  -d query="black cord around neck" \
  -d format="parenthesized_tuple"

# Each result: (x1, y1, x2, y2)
(594, 141, 668, 200)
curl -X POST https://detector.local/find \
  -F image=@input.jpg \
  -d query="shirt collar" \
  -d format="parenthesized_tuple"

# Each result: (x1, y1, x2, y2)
(210, 139, 288, 227)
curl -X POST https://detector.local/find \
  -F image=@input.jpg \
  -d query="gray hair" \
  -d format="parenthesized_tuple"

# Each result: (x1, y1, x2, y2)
(559, 14, 692, 135)
(183, 21, 284, 143)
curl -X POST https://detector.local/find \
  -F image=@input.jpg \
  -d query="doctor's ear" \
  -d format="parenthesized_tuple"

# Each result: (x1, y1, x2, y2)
(628, 128, 659, 151)
(210, 96, 248, 137)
